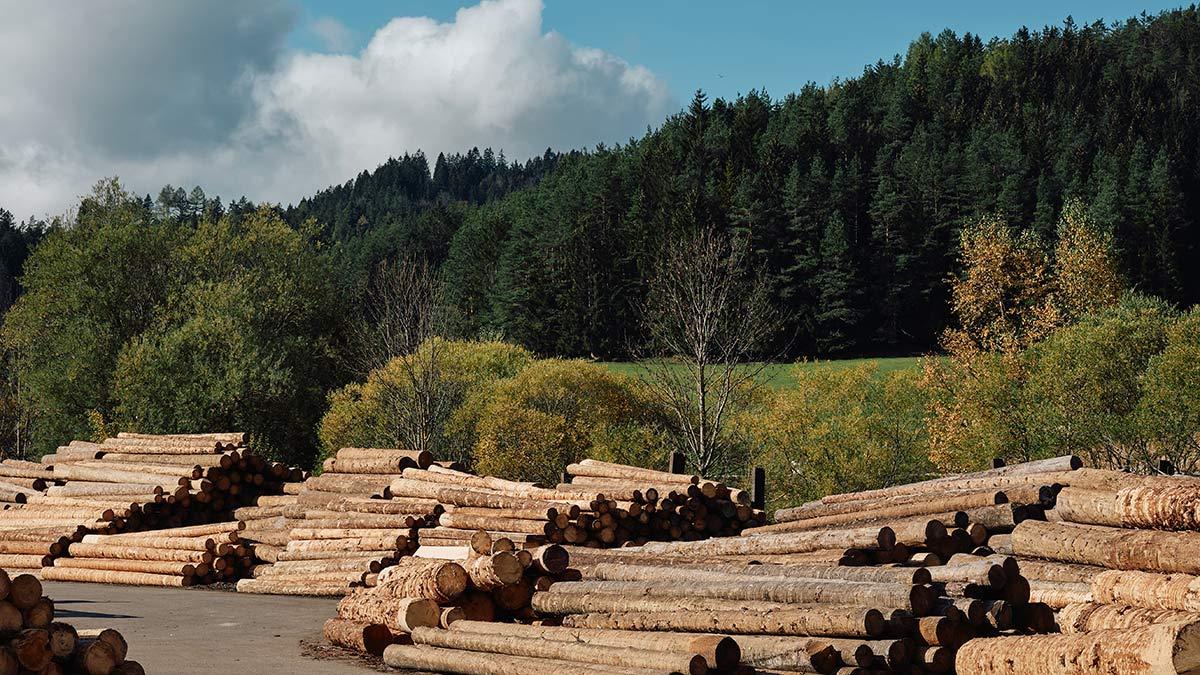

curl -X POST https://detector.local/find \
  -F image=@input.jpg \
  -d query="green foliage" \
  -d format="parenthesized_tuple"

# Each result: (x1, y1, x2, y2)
(471, 359, 670, 486)
(1026, 293, 1175, 470)
(111, 209, 342, 466)
(734, 362, 933, 512)
(1139, 308, 1200, 472)
(318, 339, 533, 463)
(3, 180, 181, 454)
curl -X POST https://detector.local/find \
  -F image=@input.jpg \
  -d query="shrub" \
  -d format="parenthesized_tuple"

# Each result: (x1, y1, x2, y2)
(472, 359, 669, 486)
(734, 362, 933, 512)
(1138, 308, 1200, 472)
(1026, 292, 1175, 470)
(318, 339, 532, 466)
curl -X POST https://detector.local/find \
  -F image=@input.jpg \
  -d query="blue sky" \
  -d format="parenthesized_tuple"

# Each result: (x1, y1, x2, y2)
(292, 0, 1185, 102)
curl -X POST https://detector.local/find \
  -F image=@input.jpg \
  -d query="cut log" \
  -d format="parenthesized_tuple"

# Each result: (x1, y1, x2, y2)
(1091, 569, 1200, 611)
(463, 553, 523, 591)
(955, 620, 1200, 674)
(446, 621, 741, 671)
(323, 618, 394, 656)
(1012, 520, 1200, 574)
(561, 606, 886, 638)
(410, 626, 707, 675)
(40, 568, 190, 587)
(383, 643, 647, 675)
(374, 559, 468, 603)
(641, 527, 895, 556)
(1058, 602, 1200, 633)
(337, 593, 439, 633)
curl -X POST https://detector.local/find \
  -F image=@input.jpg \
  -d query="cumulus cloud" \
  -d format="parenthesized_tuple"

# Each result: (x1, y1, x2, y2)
(311, 17, 354, 52)
(0, 0, 673, 219)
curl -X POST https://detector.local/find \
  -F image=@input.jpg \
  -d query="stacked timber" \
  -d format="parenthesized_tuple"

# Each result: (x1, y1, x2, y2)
(236, 447, 439, 595)
(529, 550, 1047, 673)
(324, 531, 576, 657)
(42, 522, 252, 587)
(0, 569, 144, 673)
(953, 466, 1200, 671)
(0, 432, 296, 582)
(552, 459, 766, 547)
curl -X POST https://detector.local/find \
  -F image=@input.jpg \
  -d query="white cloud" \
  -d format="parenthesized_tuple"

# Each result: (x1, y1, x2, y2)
(0, 0, 674, 220)
(311, 16, 354, 53)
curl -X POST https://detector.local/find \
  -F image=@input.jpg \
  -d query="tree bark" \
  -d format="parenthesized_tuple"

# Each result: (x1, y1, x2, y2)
(955, 620, 1200, 674)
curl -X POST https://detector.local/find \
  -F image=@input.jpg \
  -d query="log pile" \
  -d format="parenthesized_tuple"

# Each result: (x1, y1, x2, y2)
(0, 568, 144, 673)
(552, 459, 766, 547)
(236, 447, 439, 595)
(42, 522, 252, 587)
(954, 465, 1200, 672)
(323, 530, 577, 657)
(0, 432, 296, 583)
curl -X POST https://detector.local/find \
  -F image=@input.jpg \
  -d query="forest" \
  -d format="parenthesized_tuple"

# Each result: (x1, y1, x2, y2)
(0, 8, 1198, 473)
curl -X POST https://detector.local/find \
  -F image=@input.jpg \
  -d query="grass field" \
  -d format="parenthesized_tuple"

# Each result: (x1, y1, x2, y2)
(602, 356, 926, 389)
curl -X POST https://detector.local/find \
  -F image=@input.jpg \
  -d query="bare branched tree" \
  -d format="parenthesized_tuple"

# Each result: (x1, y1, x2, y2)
(350, 257, 454, 456)
(638, 226, 781, 476)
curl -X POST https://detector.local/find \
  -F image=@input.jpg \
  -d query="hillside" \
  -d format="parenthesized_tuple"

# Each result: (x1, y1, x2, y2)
(295, 8, 1200, 359)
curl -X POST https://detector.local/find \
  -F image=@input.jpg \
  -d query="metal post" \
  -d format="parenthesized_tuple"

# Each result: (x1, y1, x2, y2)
(751, 466, 766, 510)
(668, 451, 685, 475)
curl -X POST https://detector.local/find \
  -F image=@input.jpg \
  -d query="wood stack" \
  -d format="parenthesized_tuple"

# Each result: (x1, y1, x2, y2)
(553, 460, 766, 547)
(324, 530, 576, 657)
(0, 432, 296, 583)
(42, 522, 252, 587)
(956, 466, 1200, 671)
(235, 447, 439, 595)
(0, 568, 144, 673)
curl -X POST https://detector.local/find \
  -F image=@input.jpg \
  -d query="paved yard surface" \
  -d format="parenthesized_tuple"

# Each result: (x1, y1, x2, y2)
(44, 581, 382, 674)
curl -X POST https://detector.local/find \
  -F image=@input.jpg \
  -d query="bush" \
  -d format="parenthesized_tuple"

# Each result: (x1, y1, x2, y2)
(112, 209, 342, 466)
(1139, 308, 1200, 472)
(471, 359, 669, 486)
(734, 362, 933, 512)
(1026, 292, 1175, 470)
(318, 339, 532, 465)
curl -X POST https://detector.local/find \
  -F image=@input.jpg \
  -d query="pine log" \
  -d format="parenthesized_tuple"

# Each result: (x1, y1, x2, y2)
(323, 618, 394, 655)
(40, 567, 190, 587)
(438, 513, 551, 535)
(446, 621, 740, 671)
(76, 628, 128, 663)
(22, 597, 53, 628)
(335, 447, 433, 469)
(1091, 569, 1200, 611)
(812, 456, 1079, 506)
(567, 459, 699, 485)
(561, 606, 886, 637)
(1058, 603, 1198, 634)
(285, 535, 407, 552)
(235, 578, 350, 596)
(336, 592, 439, 632)
(409, 626, 707, 675)
(642, 527, 894, 556)
(327, 497, 442, 515)
(382, 643, 649, 675)
(955, 620, 1200, 674)
(46, 622, 77, 660)
(9, 574, 40, 609)
(374, 559, 468, 602)
(1027, 580, 1092, 609)
(52, 558, 196, 576)
(65, 543, 212, 563)
(463, 552, 523, 591)
(12, 629, 50, 671)
(763, 491, 1005, 533)
(582, 565, 932, 612)
(531, 591, 797, 614)
(1012, 520, 1200, 574)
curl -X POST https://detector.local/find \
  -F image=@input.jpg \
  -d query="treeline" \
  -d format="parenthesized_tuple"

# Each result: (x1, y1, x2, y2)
(434, 9, 1200, 357)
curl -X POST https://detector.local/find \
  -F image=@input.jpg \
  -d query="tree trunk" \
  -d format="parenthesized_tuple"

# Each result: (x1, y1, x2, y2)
(955, 620, 1200, 674)
(561, 606, 886, 637)
(1012, 520, 1200, 574)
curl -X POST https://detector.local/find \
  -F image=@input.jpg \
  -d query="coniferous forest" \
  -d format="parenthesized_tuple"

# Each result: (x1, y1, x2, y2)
(279, 10, 1200, 358)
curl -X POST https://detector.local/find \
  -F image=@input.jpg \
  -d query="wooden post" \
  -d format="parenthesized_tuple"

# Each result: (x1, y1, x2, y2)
(1158, 458, 1176, 475)
(669, 452, 685, 475)
(990, 457, 1006, 469)
(751, 467, 766, 510)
